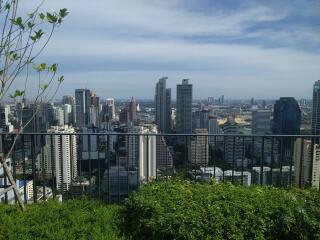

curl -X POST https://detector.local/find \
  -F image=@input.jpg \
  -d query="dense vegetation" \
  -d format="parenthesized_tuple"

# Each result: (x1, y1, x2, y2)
(0, 198, 124, 240)
(123, 180, 320, 240)
(1, 181, 320, 239)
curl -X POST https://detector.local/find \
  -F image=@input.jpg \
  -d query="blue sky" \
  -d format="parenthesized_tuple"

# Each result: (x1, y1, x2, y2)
(20, 0, 320, 99)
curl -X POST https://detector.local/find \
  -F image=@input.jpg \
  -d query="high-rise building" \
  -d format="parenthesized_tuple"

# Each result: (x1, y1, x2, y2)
(223, 118, 243, 165)
(273, 97, 301, 163)
(75, 89, 91, 127)
(64, 104, 72, 125)
(312, 144, 320, 189)
(106, 98, 115, 120)
(293, 139, 312, 187)
(191, 128, 209, 165)
(176, 79, 192, 134)
(273, 97, 301, 135)
(119, 106, 129, 124)
(62, 95, 75, 124)
(312, 80, 320, 137)
(156, 136, 173, 169)
(129, 96, 137, 122)
(208, 116, 222, 145)
(43, 126, 78, 191)
(53, 107, 64, 126)
(155, 77, 171, 133)
(252, 110, 271, 134)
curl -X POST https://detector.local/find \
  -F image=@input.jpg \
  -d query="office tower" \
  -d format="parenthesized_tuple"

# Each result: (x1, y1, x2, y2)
(191, 128, 209, 165)
(129, 96, 137, 122)
(312, 144, 320, 189)
(90, 91, 100, 127)
(139, 125, 157, 181)
(199, 109, 210, 129)
(155, 77, 171, 133)
(273, 97, 301, 135)
(75, 89, 91, 127)
(53, 107, 64, 126)
(252, 109, 272, 163)
(208, 97, 214, 104)
(222, 118, 243, 165)
(46, 126, 77, 191)
(273, 97, 301, 163)
(252, 110, 271, 134)
(176, 79, 192, 134)
(0, 105, 11, 132)
(312, 80, 320, 137)
(64, 104, 72, 125)
(156, 136, 173, 169)
(119, 106, 129, 124)
(251, 98, 255, 106)
(62, 95, 75, 106)
(208, 116, 222, 145)
(293, 139, 312, 187)
(106, 98, 115, 120)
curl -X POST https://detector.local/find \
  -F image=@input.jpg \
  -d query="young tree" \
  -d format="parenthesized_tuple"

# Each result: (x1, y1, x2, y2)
(0, 0, 68, 210)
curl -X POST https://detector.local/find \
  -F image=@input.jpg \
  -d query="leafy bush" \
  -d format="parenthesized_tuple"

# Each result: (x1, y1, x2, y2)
(0, 198, 124, 240)
(122, 180, 320, 240)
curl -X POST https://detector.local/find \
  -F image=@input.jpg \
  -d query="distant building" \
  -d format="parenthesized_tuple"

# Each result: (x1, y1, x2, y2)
(62, 95, 75, 124)
(119, 106, 129, 124)
(75, 89, 91, 127)
(155, 77, 171, 133)
(45, 126, 77, 191)
(176, 79, 192, 134)
(293, 139, 312, 187)
(312, 144, 320, 189)
(312, 80, 320, 141)
(222, 118, 244, 165)
(252, 110, 271, 134)
(273, 97, 301, 164)
(64, 104, 72, 125)
(129, 97, 137, 122)
(191, 128, 209, 165)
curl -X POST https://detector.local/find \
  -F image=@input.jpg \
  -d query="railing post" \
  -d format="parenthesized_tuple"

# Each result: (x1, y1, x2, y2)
(50, 135, 55, 199)
(241, 136, 245, 186)
(41, 134, 46, 200)
(31, 134, 37, 203)
(21, 135, 27, 204)
(260, 137, 265, 186)
(298, 137, 304, 188)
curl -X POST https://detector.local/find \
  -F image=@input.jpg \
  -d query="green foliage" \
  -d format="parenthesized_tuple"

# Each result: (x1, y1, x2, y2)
(0, 198, 124, 240)
(122, 180, 320, 240)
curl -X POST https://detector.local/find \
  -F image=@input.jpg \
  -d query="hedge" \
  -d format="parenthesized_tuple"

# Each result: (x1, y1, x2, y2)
(122, 180, 320, 240)
(0, 198, 124, 240)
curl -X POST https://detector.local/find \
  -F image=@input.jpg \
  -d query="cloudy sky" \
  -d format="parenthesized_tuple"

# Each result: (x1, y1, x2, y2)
(20, 0, 320, 99)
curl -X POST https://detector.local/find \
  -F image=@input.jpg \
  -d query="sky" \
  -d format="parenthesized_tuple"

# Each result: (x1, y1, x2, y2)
(19, 0, 320, 100)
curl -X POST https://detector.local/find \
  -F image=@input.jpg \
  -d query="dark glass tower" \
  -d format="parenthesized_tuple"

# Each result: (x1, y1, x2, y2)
(176, 79, 193, 134)
(312, 80, 320, 137)
(273, 97, 301, 164)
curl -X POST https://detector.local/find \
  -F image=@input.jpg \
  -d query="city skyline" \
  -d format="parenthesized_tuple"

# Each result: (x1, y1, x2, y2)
(15, 0, 320, 99)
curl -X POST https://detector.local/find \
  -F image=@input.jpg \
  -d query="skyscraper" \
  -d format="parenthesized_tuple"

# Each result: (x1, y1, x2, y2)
(252, 110, 271, 134)
(45, 126, 78, 191)
(312, 80, 320, 136)
(273, 97, 301, 164)
(155, 77, 171, 133)
(75, 89, 91, 127)
(191, 128, 209, 165)
(176, 79, 192, 134)
(273, 97, 301, 135)
(129, 96, 137, 122)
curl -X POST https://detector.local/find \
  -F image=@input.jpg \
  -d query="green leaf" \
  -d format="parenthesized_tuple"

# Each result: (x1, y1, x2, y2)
(59, 8, 69, 18)
(34, 63, 47, 72)
(58, 76, 64, 83)
(49, 64, 58, 73)
(39, 13, 45, 20)
(27, 22, 35, 28)
(8, 51, 20, 61)
(46, 12, 58, 24)
(11, 17, 25, 29)
(10, 90, 25, 98)
(42, 84, 49, 90)
(30, 29, 44, 41)
(28, 13, 34, 19)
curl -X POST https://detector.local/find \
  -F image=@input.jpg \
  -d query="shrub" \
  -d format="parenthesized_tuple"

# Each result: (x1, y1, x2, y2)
(122, 180, 320, 240)
(0, 198, 124, 240)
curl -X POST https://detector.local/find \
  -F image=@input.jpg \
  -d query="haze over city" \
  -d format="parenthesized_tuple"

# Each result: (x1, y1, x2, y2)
(17, 0, 320, 99)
